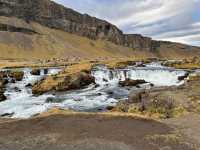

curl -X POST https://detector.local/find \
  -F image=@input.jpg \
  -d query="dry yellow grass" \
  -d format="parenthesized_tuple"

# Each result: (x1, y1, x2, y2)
(37, 107, 153, 121)
(0, 16, 152, 61)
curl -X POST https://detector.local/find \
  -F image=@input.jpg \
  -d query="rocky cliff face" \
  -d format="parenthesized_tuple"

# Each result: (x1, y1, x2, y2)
(0, 0, 157, 51)
(0, 0, 199, 53)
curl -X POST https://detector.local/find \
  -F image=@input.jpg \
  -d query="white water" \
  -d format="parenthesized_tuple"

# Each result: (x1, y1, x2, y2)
(0, 63, 187, 118)
(92, 64, 186, 86)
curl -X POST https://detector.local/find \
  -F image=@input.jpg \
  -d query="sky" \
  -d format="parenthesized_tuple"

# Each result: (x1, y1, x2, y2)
(53, 0, 200, 46)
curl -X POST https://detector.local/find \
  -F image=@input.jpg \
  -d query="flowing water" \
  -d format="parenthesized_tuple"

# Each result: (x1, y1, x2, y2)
(0, 63, 188, 118)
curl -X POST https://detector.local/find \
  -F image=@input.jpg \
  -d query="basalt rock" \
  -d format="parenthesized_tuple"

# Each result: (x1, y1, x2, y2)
(119, 79, 147, 87)
(178, 72, 189, 81)
(31, 69, 41, 76)
(0, 70, 24, 81)
(0, 88, 6, 102)
(9, 71, 24, 81)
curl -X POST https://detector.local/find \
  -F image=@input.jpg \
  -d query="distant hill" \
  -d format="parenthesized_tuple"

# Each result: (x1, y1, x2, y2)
(0, 0, 199, 60)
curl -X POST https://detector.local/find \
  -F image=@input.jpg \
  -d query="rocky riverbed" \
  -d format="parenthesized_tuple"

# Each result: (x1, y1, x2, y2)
(0, 62, 191, 118)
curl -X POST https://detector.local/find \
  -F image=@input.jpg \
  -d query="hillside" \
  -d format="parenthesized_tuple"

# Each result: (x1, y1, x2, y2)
(0, 0, 200, 60)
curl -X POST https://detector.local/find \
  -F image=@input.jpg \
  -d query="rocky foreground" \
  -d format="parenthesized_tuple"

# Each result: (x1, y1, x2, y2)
(0, 114, 198, 150)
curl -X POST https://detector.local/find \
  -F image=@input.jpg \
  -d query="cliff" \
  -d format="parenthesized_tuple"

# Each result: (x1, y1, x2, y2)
(0, 0, 199, 60)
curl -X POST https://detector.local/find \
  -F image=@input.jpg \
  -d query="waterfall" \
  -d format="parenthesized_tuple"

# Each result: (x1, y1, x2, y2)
(0, 63, 188, 118)
(92, 64, 186, 86)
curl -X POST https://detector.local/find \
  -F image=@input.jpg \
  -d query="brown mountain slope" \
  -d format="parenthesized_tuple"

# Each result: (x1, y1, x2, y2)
(0, 16, 156, 60)
(0, 0, 199, 60)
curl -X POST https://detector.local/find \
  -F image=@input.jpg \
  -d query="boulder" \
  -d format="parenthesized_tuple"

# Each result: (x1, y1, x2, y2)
(56, 72, 95, 91)
(178, 72, 189, 81)
(119, 79, 147, 87)
(13, 87, 21, 92)
(25, 83, 32, 88)
(0, 88, 6, 102)
(31, 69, 41, 76)
(46, 97, 65, 103)
(32, 71, 95, 95)
(0, 78, 8, 87)
(9, 71, 24, 81)
(44, 69, 48, 75)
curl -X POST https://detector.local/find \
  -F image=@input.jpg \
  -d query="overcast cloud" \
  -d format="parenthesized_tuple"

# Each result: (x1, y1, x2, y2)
(53, 0, 200, 46)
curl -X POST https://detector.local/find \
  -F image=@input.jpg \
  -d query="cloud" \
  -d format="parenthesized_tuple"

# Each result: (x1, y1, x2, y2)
(53, 0, 200, 46)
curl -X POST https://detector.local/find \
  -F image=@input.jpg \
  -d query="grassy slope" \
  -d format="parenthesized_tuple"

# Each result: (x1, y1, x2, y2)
(0, 17, 154, 60)
(0, 16, 199, 61)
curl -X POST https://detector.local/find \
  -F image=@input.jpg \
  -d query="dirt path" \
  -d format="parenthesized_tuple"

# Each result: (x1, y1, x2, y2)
(0, 114, 197, 150)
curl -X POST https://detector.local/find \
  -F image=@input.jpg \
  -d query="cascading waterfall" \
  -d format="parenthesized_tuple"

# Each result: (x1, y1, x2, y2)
(92, 64, 186, 86)
(0, 63, 188, 118)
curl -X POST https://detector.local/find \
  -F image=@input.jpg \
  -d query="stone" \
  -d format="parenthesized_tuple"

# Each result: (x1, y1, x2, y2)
(44, 69, 48, 75)
(31, 69, 41, 76)
(178, 72, 189, 81)
(13, 87, 21, 92)
(0, 90, 6, 102)
(119, 79, 147, 87)
(9, 71, 24, 81)
(45, 97, 65, 103)
(25, 83, 32, 88)
(32, 71, 95, 95)
(106, 106, 115, 111)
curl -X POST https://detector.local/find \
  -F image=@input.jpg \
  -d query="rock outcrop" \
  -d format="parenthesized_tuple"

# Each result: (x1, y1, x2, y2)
(119, 79, 147, 87)
(31, 69, 41, 76)
(32, 70, 95, 95)
(0, 0, 199, 53)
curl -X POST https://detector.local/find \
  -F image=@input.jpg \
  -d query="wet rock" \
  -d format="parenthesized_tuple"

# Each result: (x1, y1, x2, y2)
(10, 79, 16, 83)
(9, 71, 24, 81)
(31, 69, 41, 76)
(106, 106, 115, 110)
(178, 72, 189, 81)
(44, 69, 48, 74)
(32, 71, 95, 95)
(0, 89, 6, 102)
(55, 72, 95, 91)
(114, 61, 136, 69)
(0, 78, 8, 87)
(94, 84, 100, 88)
(119, 79, 147, 87)
(13, 87, 21, 92)
(0, 71, 7, 79)
(0, 112, 14, 117)
(46, 97, 65, 103)
(136, 63, 146, 67)
(25, 83, 32, 88)
(103, 78, 108, 82)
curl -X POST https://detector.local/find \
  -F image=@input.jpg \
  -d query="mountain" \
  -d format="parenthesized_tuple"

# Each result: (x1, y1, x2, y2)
(0, 0, 200, 60)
